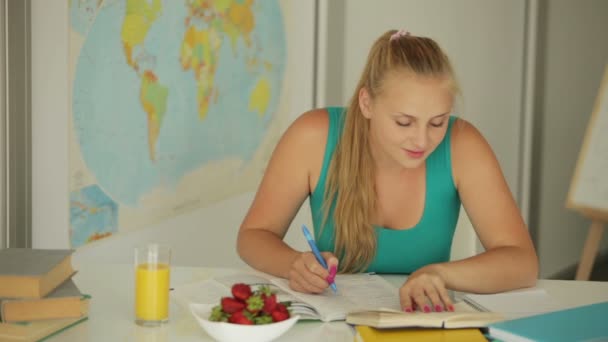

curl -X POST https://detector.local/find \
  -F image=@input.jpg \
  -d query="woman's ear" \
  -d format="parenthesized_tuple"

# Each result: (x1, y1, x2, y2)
(358, 87, 373, 119)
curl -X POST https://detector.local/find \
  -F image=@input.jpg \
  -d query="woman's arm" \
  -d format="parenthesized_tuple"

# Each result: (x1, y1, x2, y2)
(437, 118, 538, 293)
(237, 109, 329, 279)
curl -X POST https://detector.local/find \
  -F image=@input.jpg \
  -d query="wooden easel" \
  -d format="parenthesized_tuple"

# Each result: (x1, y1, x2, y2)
(573, 213, 606, 281)
(566, 65, 608, 281)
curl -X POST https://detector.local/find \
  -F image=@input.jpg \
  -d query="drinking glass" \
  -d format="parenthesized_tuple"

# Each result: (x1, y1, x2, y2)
(134, 244, 171, 326)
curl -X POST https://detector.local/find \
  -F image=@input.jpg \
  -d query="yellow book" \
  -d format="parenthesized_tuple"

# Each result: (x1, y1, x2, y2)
(0, 249, 75, 299)
(355, 325, 487, 342)
(0, 280, 89, 323)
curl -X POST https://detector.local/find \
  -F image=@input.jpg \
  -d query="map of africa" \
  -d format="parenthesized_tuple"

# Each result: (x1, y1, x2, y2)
(69, 0, 287, 248)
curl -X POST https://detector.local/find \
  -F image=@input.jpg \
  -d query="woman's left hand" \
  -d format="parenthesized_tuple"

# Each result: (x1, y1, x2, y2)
(399, 264, 454, 313)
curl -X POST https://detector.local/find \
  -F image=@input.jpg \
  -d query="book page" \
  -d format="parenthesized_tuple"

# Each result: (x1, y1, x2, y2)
(462, 287, 564, 319)
(270, 274, 401, 321)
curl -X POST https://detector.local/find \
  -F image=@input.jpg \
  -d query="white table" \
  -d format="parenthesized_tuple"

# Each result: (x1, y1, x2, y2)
(47, 262, 608, 341)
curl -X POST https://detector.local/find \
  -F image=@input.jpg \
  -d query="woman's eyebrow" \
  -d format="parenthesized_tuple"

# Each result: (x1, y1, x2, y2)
(395, 112, 450, 119)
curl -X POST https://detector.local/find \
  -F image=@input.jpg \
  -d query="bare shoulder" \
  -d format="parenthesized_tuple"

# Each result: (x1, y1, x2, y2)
(278, 108, 329, 160)
(285, 108, 329, 141)
(450, 118, 500, 186)
(272, 108, 329, 174)
(450, 118, 486, 149)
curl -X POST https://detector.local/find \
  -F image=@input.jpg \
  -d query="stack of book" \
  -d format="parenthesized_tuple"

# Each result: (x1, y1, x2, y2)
(0, 249, 90, 341)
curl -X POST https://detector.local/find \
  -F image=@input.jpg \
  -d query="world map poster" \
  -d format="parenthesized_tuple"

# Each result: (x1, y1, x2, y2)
(68, 0, 291, 248)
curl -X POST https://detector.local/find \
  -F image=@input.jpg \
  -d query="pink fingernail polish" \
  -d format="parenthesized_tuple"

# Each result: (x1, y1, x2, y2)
(448, 304, 454, 312)
(404, 307, 413, 313)
(423, 305, 431, 313)
(435, 304, 443, 312)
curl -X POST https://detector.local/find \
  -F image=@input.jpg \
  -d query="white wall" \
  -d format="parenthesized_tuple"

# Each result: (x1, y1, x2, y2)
(317, 0, 529, 260)
(532, 0, 608, 277)
(31, 1, 313, 267)
(31, 1, 69, 250)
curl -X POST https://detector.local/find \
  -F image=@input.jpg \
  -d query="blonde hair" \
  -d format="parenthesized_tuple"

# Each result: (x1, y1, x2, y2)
(323, 30, 458, 273)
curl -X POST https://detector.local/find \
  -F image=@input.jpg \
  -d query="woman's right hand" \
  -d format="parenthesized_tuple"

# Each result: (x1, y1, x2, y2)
(287, 251, 339, 294)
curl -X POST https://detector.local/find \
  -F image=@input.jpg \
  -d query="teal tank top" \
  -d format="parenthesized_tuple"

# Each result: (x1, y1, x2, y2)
(309, 107, 461, 274)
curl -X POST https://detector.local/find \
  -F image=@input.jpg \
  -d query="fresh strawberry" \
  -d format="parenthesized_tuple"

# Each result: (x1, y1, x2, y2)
(228, 310, 253, 325)
(221, 297, 245, 313)
(231, 283, 252, 301)
(271, 310, 290, 322)
(209, 305, 229, 322)
(210, 283, 289, 325)
(262, 293, 277, 314)
(258, 285, 273, 296)
(254, 313, 274, 325)
(246, 293, 264, 313)
(275, 302, 289, 314)
(270, 302, 290, 322)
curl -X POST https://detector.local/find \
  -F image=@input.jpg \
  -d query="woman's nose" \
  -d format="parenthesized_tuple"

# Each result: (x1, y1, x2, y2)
(411, 127, 428, 150)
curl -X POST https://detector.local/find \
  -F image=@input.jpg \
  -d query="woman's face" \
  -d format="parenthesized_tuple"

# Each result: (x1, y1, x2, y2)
(359, 72, 454, 170)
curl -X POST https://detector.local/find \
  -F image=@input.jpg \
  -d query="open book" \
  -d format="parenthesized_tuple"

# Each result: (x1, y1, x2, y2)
(171, 272, 400, 321)
(172, 271, 502, 327)
(268, 273, 403, 322)
(346, 302, 504, 329)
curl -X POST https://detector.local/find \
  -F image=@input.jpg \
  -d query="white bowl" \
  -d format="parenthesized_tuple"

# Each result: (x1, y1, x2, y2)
(189, 303, 300, 342)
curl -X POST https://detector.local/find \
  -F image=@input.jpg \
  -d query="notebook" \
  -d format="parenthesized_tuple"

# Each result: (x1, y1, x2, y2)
(487, 301, 608, 342)
(269, 273, 403, 322)
(172, 272, 403, 322)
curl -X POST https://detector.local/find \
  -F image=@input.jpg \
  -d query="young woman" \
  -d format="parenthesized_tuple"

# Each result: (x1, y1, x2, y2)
(237, 29, 538, 313)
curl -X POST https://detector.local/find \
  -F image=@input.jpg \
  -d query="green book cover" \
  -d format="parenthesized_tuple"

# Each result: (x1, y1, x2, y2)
(488, 301, 608, 342)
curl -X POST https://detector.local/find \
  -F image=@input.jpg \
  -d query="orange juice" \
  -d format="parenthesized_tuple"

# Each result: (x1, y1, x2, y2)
(135, 262, 170, 322)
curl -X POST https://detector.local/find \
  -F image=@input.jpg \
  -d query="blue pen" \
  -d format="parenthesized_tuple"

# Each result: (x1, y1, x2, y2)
(301, 224, 338, 293)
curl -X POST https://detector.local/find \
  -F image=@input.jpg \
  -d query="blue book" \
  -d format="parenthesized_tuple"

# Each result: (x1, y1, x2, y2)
(487, 301, 608, 342)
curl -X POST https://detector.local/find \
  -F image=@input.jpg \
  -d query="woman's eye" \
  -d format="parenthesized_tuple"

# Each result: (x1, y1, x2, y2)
(430, 121, 445, 128)
(396, 121, 411, 127)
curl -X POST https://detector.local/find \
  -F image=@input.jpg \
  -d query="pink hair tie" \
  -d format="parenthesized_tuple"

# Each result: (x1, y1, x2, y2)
(390, 29, 410, 41)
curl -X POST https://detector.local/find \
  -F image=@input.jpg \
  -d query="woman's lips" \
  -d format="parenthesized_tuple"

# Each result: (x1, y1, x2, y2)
(404, 149, 425, 159)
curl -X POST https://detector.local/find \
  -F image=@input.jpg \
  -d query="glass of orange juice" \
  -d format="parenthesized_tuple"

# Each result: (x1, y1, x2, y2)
(134, 244, 171, 326)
